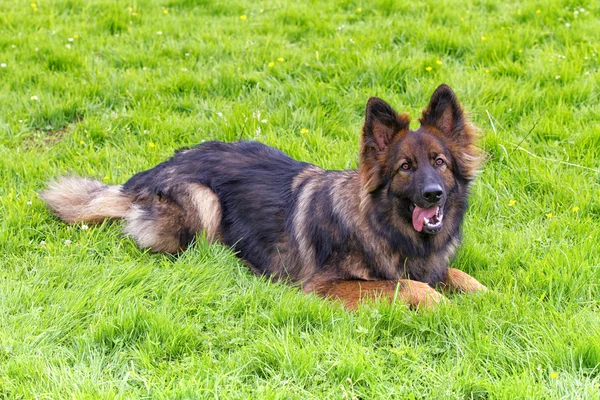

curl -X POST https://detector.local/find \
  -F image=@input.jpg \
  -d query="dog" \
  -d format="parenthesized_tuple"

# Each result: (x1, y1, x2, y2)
(41, 84, 487, 309)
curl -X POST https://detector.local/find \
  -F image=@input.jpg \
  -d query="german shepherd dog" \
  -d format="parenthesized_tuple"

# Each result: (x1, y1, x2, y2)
(41, 84, 487, 309)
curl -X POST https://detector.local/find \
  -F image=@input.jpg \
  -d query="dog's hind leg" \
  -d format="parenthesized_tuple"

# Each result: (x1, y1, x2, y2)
(40, 176, 132, 224)
(123, 182, 221, 253)
(311, 279, 446, 310)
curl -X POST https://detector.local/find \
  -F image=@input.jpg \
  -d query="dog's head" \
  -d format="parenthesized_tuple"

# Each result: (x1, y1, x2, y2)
(359, 84, 480, 235)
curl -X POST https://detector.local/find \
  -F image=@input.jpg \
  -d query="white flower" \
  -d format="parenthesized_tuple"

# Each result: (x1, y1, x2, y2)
(64, 239, 72, 246)
(555, 75, 560, 79)
(30, 95, 39, 101)
(26, 201, 32, 205)
(39, 241, 46, 247)
(181, 67, 188, 72)
(65, 44, 71, 49)
(0, 63, 6, 68)
(81, 224, 89, 230)
(156, 31, 163, 35)
(565, 23, 570, 27)
(185, 53, 190, 57)
(68, 37, 74, 42)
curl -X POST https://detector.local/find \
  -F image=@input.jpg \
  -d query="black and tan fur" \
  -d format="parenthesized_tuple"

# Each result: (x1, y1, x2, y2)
(41, 84, 486, 309)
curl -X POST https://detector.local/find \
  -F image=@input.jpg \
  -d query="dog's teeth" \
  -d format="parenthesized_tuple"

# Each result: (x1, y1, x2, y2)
(424, 217, 429, 224)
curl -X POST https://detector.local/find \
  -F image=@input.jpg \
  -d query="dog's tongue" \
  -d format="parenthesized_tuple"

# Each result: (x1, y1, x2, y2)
(412, 206, 439, 232)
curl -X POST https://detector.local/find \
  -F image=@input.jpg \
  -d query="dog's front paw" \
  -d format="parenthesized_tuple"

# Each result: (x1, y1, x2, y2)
(400, 280, 447, 309)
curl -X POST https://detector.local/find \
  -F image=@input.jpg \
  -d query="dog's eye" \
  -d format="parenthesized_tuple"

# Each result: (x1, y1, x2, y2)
(435, 158, 445, 166)
(400, 163, 410, 171)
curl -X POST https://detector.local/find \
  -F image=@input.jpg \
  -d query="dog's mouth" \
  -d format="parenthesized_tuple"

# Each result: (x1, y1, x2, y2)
(409, 203, 444, 234)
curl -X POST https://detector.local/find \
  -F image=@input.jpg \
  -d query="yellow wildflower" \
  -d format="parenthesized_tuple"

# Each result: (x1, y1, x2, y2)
(481, 36, 487, 41)
(240, 15, 247, 20)
(277, 57, 284, 62)
(268, 61, 275, 67)
(300, 128, 309, 134)
(425, 66, 432, 71)
(163, 9, 168, 14)
(436, 60, 442, 65)
(546, 213, 553, 219)
(536, 9, 541, 14)
(572, 206, 579, 212)
(550, 372, 558, 379)
(149, 141, 156, 148)
(508, 200, 516, 207)
(357, 8, 362, 13)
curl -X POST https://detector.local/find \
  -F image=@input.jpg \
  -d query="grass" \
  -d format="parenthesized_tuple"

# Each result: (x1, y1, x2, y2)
(1, 0, 599, 398)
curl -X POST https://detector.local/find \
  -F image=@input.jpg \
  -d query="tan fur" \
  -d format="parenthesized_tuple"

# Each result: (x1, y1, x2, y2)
(124, 203, 184, 253)
(186, 183, 221, 242)
(443, 268, 488, 293)
(313, 279, 446, 310)
(40, 176, 131, 223)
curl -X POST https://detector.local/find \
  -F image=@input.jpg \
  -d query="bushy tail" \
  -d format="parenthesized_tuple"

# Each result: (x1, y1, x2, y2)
(40, 176, 132, 224)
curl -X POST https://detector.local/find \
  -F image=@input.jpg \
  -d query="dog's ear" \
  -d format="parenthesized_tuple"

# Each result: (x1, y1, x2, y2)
(360, 97, 409, 193)
(420, 84, 465, 138)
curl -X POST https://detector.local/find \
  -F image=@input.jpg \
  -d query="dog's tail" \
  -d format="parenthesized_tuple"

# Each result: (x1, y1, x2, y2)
(40, 176, 132, 224)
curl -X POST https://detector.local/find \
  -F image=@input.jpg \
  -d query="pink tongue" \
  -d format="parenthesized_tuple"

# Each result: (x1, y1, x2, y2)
(412, 206, 439, 232)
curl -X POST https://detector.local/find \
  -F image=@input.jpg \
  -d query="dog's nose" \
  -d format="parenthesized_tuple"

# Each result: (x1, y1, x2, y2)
(422, 184, 443, 203)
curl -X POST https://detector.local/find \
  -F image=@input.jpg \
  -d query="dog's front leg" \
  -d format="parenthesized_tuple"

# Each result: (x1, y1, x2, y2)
(443, 268, 487, 294)
(312, 279, 446, 310)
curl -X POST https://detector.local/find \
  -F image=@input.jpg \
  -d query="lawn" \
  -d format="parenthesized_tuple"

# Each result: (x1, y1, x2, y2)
(1, 0, 599, 398)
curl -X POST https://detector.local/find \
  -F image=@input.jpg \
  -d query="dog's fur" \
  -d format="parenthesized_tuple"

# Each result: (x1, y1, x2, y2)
(41, 84, 487, 309)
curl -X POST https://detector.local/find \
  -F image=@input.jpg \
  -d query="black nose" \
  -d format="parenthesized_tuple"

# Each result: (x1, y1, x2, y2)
(422, 184, 444, 203)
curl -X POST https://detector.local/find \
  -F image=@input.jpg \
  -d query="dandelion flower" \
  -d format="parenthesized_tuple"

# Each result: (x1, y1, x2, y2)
(149, 141, 156, 148)
(508, 200, 516, 207)
(357, 8, 362, 12)
(132, 12, 138, 16)
(481, 36, 487, 41)
(425, 66, 432, 71)
(268, 61, 275, 67)
(103, 176, 110, 182)
(546, 213, 553, 219)
(240, 15, 247, 20)
(73, 34, 79, 39)
(550, 372, 558, 379)
(485, 69, 490, 73)
(30, 2, 36, 7)
(536, 9, 541, 14)
(30, 95, 39, 101)
(163, 9, 168, 14)
(277, 57, 284, 62)
(572, 206, 579, 212)
(300, 128, 309, 134)
(436, 60, 442, 65)
(80, 140, 85, 145)
(460, 17, 464, 21)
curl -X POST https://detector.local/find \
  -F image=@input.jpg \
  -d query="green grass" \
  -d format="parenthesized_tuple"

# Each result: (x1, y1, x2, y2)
(1, 0, 599, 398)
